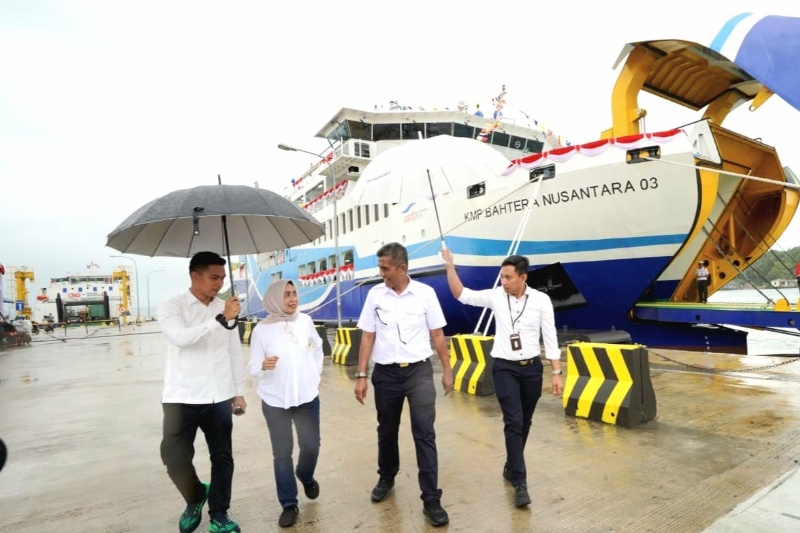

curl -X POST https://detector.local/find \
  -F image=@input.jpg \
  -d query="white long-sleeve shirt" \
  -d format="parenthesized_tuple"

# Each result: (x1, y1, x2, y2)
(248, 313, 323, 409)
(157, 290, 245, 404)
(458, 285, 560, 361)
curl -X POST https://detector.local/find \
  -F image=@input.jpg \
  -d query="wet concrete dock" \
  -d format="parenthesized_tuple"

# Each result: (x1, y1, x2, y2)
(1, 323, 799, 532)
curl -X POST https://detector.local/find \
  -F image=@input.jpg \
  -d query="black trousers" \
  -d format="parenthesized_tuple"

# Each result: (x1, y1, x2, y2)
(372, 359, 442, 502)
(161, 400, 234, 517)
(492, 357, 543, 487)
(697, 279, 709, 302)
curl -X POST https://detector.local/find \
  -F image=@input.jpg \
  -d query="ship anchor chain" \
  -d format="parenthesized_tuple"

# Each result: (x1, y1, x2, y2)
(649, 349, 800, 373)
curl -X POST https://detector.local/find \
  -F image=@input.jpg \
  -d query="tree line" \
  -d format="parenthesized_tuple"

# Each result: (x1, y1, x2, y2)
(733, 245, 800, 288)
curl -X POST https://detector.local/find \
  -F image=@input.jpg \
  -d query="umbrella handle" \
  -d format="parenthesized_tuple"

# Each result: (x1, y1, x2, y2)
(219, 316, 239, 330)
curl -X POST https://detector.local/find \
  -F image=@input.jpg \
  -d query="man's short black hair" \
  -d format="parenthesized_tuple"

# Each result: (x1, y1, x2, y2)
(501, 254, 529, 277)
(189, 251, 226, 273)
(377, 242, 408, 267)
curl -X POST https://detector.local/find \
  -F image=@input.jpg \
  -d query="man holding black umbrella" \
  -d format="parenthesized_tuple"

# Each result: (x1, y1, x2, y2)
(158, 251, 246, 533)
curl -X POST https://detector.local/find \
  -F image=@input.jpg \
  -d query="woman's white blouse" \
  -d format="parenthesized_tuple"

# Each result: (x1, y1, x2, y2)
(248, 313, 323, 408)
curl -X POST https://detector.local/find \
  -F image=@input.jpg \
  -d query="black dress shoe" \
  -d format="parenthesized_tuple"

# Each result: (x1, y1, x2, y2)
(278, 505, 298, 527)
(371, 478, 394, 502)
(514, 484, 532, 507)
(423, 500, 449, 526)
(302, 479, 319, 500)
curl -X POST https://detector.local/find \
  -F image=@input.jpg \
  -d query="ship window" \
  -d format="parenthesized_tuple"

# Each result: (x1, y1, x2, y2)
(318, 259, 327, 271)
(374, 205, 380, 222)
(365, 205, 371, 225)
(525, 139, 544, 154)
(328, 254, 337, 269)
(467, 182, 486, 199)
(402, 123, 424, 140)
(347, 120, 371, 141)
(356, 206, 362, 228)
(348, 209, 354, 232)
(490, 131, 510, 148)
(383, 204, 389, 218)
(306, 262, 316, 274)
(509, 135, 527, 151)
(340, 213, 346, 235)
(426, 122, 452, 137)
(453, 123, 476, 139)
(327, 121, 350, 143)
(343, 250, 353, 265)
(327, 220, 332, 240)
(299, 265, 306, 277)
(354, 142, 370, 158)
(373, 123, 400, 141)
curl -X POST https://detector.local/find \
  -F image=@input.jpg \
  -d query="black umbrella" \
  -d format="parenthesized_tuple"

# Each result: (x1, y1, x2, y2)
(106, 180, 324, 297)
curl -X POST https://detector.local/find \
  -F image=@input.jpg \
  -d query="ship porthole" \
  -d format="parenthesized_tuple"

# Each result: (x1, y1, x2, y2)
(421, 229, 426, 239)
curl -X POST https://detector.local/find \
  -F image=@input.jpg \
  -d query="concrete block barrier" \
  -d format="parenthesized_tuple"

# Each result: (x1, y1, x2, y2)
(238, 320, 258, 344)
(315, 325, 332, 356)
(449, 334, 496, 396)
(332, 327, 362, 366)
(563, 342, 657, 427)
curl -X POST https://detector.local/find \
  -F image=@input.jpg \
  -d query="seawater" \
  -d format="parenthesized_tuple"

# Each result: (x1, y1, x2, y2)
(709, 288, 800, 356)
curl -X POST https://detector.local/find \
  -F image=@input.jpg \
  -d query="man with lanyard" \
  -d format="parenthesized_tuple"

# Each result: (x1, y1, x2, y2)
(441, 248, 561, 508)
(354, 242, 454, 527)
(696, 261, 710, 303)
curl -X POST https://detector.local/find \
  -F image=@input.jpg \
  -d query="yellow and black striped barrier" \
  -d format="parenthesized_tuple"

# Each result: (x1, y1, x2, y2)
(332, 327, 362, 366)
(449, 334, 495, 396)
(562, 342, 657, 428)
(238, 320, 258, 344)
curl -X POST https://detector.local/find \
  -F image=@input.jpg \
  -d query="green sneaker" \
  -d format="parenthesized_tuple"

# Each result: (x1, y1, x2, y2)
(179, 482, 210, 533)
(209, 515, 240, 533)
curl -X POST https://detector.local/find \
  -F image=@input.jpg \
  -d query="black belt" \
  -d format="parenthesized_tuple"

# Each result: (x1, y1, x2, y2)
(381, 358, 428, 368)
(498, 356, 540, 366)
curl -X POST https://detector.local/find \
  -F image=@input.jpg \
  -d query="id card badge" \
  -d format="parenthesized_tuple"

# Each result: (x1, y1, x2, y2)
(510, 333, 522, 351)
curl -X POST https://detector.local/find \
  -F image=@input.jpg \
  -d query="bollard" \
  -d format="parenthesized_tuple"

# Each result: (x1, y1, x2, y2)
(562, 342, 657, 427)
(449, 334, 496, 396)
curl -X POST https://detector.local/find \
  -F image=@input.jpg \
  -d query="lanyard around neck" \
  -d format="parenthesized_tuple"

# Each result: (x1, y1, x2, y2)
(507, 293, 529, 332)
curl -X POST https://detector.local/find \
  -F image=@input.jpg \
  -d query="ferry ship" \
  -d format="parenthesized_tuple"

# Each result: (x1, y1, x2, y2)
(238, 18, 800, 352)
(35, 269, 134, 324)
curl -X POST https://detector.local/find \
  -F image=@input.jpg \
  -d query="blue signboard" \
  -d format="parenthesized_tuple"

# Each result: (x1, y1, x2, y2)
(15, 300, 24, 311)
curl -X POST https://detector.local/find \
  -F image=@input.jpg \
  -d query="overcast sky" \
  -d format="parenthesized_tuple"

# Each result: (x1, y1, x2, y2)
(2, 0, 800, 315)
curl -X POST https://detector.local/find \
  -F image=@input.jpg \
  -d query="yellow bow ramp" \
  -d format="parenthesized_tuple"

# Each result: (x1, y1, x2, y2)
(562, 342, 657, 427)
(332, 327, 362, 366)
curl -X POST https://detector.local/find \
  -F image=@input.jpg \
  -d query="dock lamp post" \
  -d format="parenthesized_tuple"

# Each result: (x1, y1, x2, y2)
(278, 143, 342, 329)
(111, 255, 141, 325)
(146, 269, 165, 321)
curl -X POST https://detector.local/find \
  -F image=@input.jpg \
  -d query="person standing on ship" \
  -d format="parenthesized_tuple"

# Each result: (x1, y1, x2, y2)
(696, 261, 710, 303)
(158, 251, 246, 533)
(248, 279, 324, 528)
(440, 247, 561, 508)
(354, 242, 453, 527)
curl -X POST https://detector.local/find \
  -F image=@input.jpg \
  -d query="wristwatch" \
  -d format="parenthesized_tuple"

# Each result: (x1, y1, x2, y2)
(354, 371, 368, 379)
(551, 369, 563, 375)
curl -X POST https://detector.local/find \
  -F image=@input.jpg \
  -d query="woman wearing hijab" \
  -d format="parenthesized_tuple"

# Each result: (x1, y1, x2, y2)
(248, 280, 324, 528)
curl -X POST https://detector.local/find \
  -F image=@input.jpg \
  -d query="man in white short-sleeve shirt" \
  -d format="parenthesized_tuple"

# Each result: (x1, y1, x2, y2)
(354, 242, 453, 527)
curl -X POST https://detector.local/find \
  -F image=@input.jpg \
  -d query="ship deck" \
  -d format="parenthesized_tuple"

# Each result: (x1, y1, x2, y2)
(633, 300, 800, 330)
(1, 323, 799, 532)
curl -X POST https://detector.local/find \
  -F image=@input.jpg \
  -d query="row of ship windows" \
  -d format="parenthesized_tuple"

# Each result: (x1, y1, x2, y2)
(314, 204, 391, 245)
(329, 120, 544, 154)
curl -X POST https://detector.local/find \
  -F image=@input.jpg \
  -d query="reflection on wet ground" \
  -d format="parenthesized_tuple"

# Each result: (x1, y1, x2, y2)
(0, 324, 799, 532)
